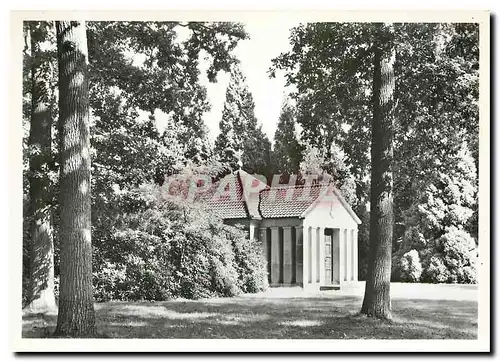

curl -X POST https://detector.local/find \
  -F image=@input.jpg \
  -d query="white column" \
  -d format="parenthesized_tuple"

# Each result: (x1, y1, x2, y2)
(339, 228, 344, 284)
(353, 229, 358, 281)
(344, 229, 348, 282)
(249, 222, 255, 240)
(311, 226, 317, 284)
(318, 227, 324, 285)
(346, 229, 352, 281)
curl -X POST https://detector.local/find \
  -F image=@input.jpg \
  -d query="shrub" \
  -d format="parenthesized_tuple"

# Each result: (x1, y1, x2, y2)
(394, 224, 478, 285)
(400, 226, 428, 251)
(93, 260, 134, 302)
(229, 227, 269, 293)
(461, 266, 477, 284)
(176, 224, 240, 299)
(421, 227, 477, 284)
(422, 255, 449, 283)
(92, 184, 267, 301)
(398, 250, 423, 282)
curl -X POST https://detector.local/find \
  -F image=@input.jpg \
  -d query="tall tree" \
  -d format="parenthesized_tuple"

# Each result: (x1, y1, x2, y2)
(54, 21, 96, 337)
(214, 112, 240, 170)
(243, 125, 273, 177)
(214, 65, 250, 169)
(273, 100, 302, 174)
(86, 22, 248, 269)
(270, 23, 373, 198)
(86, 21, 247, 173)
(270, 23, 374, 279)
(360, 25, 395, 319)
(24, 21, 57, 313)
(21, 21, 249, 310)
(392, 142, 478, 284)
(299, 141, 357, 206)
(393, 23, 479, 245)
(270, 22, 478, 284)
(215, 65, 272, 175)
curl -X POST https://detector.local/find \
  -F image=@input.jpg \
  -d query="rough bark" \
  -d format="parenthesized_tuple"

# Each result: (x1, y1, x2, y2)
(360, 40, 395, 319)
(24, 22, 57, 314)
(54, 21, 96, 337)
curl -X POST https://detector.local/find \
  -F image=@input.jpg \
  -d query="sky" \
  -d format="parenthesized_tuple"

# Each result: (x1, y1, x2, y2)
(198, 20, 300, 143)
(133, 20, 301, 145)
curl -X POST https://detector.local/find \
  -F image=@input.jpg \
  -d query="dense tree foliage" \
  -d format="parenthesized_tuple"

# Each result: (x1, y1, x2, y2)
(273, 100, 303, 174)
(94, 182, 268, 301)
(298, 141, 357, 206)
(23, 21, 58, 313)
(22, 20, 480, 329)
(270, 23, 375, 279)
(22, 21, 267, 310)
(87, 20, 248, 217)
(215, 65, 272, 176)
(85, 23, 255, 295)
(270, 22, 479, 287)
(392, 144, 478, 283)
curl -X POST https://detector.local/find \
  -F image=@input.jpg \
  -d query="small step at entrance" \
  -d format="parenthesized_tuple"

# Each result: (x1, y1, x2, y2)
(269, 284, 302, 288)
(320, 285, 341, 291)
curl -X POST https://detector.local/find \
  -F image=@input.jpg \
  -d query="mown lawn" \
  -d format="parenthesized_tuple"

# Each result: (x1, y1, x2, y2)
(22, 287, 477, 339)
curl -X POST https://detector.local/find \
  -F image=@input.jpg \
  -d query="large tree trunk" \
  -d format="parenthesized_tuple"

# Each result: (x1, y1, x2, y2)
(360, 38, 395, 319)
(54, 21, 96, 337)
(24, 22, 57, 314)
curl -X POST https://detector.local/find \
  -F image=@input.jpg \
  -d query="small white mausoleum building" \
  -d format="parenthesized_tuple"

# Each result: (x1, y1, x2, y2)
(209, 170, 361, 291)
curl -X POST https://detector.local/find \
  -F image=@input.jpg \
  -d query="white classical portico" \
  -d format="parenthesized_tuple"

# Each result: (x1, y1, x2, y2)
(210, 169, 361, 291)
(258, 184, 361, 290)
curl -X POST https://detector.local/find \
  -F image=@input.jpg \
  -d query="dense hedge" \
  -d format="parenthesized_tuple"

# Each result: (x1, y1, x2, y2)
(394, 249, 423, 283)
(392, 227, 477, 284)
(92, 185, 268, 301)
(421, 227, 477, 284)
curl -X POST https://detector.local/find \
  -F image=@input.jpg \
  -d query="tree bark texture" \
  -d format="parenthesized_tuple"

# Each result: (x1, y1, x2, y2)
(24, 22, 57, 314)
(54, 21, 96, 337)
(361, 40, 395, 319)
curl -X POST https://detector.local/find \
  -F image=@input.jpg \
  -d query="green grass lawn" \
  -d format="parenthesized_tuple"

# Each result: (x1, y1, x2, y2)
(22, 288, 477, 339)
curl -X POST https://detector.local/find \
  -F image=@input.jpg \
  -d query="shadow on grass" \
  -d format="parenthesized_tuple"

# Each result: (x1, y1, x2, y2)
(22, 296, 477, 339)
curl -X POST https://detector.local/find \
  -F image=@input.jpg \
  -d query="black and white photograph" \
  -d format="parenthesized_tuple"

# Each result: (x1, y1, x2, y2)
(10, 9, 490, 353)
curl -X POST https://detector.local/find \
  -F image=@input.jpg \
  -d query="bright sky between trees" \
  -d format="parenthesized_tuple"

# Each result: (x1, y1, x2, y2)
(199, 20, 300, 143)
(138, 20, 300, 145)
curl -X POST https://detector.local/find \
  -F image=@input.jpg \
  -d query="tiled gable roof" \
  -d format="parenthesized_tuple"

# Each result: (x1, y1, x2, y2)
(258, 184, 328, 218)
(206, 169, 269, 220)
(200, 172, 361, 224)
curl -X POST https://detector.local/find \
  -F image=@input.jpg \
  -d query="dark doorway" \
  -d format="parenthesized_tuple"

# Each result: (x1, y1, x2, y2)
(324, 228, 333, 285)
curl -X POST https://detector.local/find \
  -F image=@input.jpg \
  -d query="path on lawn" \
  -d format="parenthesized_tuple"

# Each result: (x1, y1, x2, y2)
(22, 282, 478, 339)
(251, 281, 478, 301)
